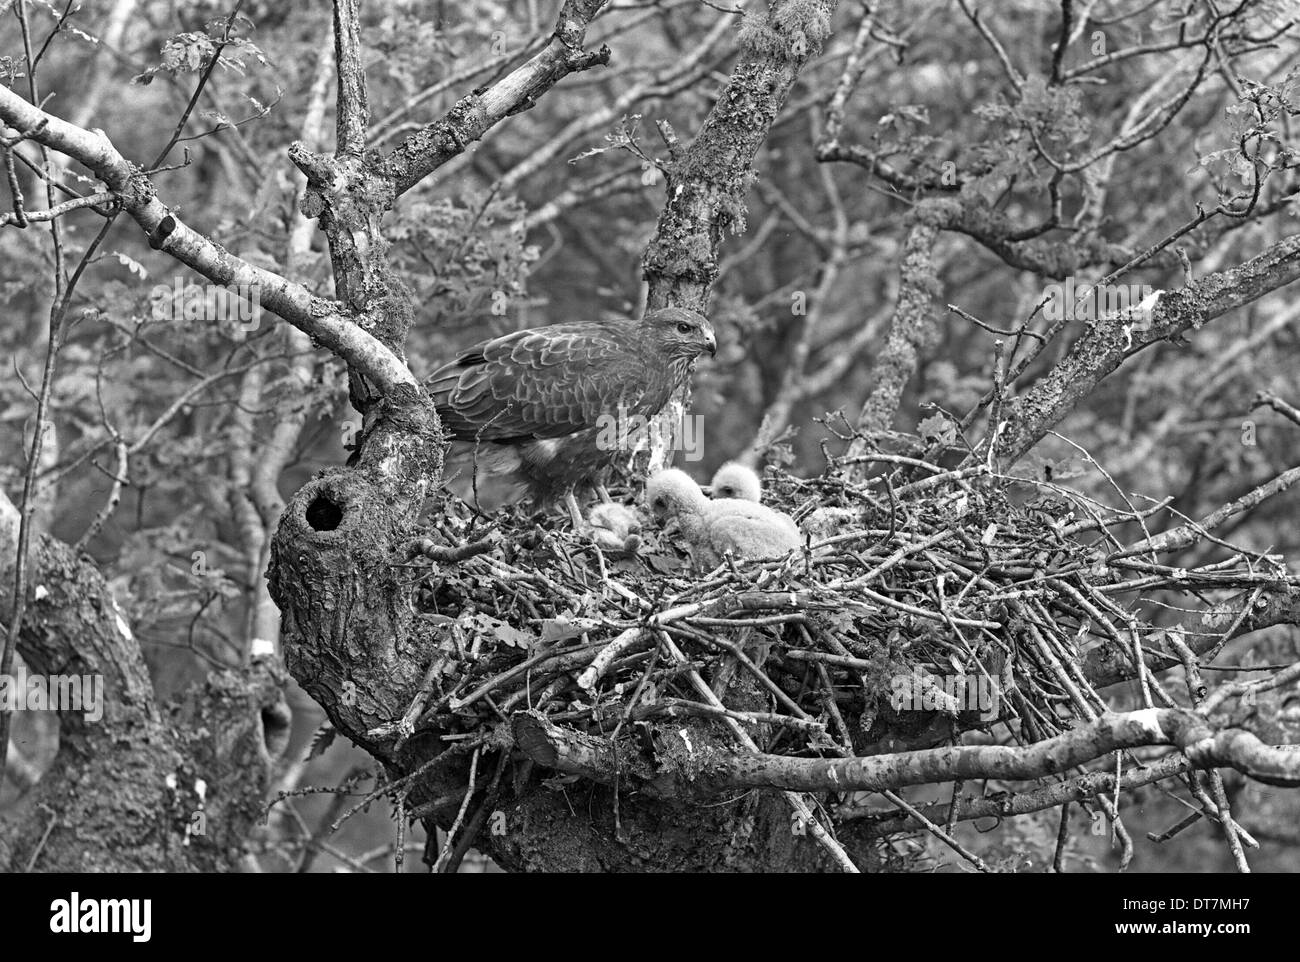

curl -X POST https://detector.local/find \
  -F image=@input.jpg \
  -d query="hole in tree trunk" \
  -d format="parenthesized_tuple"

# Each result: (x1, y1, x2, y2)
(305, 496, 343, 531)
(260, 699, 292, 760)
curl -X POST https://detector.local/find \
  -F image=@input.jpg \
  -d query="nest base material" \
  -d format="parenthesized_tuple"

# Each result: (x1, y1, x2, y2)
(375, 455, 1300, 868)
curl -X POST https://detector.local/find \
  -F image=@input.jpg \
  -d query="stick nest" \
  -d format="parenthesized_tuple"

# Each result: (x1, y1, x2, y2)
(389, 453, 1291, 793)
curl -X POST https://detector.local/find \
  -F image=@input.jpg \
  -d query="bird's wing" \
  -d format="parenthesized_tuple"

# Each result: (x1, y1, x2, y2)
(425, 322, 643, 440)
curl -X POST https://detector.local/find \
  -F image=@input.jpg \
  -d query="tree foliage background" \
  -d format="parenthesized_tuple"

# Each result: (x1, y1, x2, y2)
(2, 0, 1299, 871)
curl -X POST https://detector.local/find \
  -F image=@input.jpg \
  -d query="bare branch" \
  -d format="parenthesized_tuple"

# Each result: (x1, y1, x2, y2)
(332, 0, 369, 156)
(997, 231, 1300, 464)
(0, 86, 417, 393)
(379, 0, 614, 198)
(515, 707, 1300, 796)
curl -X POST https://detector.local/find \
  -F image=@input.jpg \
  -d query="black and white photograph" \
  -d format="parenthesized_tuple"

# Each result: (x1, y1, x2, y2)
(0, 0, 1298, 905)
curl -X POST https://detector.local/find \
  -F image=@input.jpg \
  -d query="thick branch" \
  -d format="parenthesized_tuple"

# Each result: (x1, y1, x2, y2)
(1084, 583, 1300, 688)
(0, 492, 154, 731)
(0, 86, 416, 393)
(379, 0, 613, 198)
(997, 232, 1300, 464)
(1119, 465, 1300, 558)
(642, 0, 840, 309)
(851, 206, 945, 441)
(850, 752, 1192, 837)
(332, 0, 369, 156)
(515, 708, 1300, 797)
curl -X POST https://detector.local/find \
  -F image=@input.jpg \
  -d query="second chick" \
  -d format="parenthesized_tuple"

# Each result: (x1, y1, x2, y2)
(710, 461, 763, 502)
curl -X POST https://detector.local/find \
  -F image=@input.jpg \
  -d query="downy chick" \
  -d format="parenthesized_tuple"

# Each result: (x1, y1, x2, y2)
(645, 468, 799, 567)
(710, 461, 763, 502)
(585, 501, 642, 553)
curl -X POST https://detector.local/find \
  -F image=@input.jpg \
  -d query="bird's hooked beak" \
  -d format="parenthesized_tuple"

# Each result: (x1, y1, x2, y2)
(704, 329, 717, 357)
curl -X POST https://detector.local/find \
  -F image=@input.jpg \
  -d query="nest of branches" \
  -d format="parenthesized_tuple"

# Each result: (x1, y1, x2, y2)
(372, 443, 1300, 870)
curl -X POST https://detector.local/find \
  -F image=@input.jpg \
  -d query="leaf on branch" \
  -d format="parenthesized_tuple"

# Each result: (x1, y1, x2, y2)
(918, 413, 957, 446)
(462, 612, 534, 649)
(306, 722, 337, 761)
(569, 114, 648, 166)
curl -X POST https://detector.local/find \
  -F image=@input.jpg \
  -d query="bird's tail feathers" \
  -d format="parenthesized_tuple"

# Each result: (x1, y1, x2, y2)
(441, 441, 531, 513)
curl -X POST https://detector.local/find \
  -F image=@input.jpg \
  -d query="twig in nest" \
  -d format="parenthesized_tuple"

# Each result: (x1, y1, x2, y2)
(881, 789, 992, 873)
(412, 529, 502, 562)
(430, 746, 479, 874)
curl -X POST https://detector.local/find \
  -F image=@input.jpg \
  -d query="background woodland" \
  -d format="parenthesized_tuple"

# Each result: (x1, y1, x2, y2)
(2, 0, 1299, 871)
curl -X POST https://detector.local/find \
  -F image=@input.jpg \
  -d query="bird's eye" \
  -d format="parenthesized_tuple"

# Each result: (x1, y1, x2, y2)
(676, 322, 692, 334)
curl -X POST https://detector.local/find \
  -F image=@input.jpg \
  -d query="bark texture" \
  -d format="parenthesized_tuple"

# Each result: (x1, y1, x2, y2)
(0, 535, 287, 871)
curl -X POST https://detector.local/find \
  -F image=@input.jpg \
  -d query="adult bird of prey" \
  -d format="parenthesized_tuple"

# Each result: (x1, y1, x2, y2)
(424, 307, 716, 523)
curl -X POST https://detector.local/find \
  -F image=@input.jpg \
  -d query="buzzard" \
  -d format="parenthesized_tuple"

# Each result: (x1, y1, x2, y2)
(425, 307, 716, 520)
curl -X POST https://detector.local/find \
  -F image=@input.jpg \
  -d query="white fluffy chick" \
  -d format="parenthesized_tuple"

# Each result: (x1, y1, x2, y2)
(645, 469, 800, 567)
(710, 461, 763, 502)
(585, 502, 642, 553)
